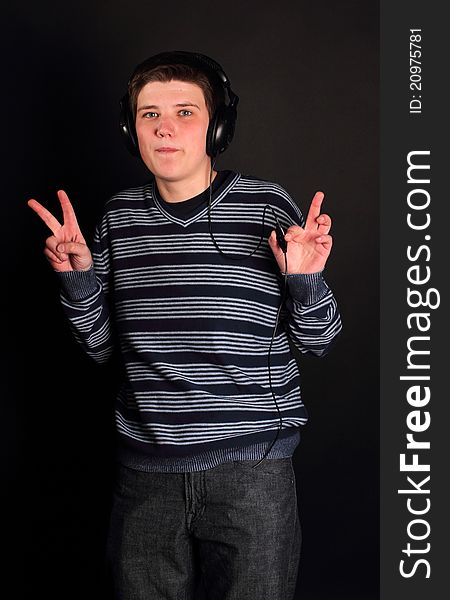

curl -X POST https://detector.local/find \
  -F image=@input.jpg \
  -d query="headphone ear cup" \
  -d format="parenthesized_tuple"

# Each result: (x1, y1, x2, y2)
(119, 93, 140, 157)
(206, 104, 237, 157)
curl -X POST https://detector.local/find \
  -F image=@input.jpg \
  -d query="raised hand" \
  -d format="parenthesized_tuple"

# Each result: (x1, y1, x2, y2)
(28, 190, 93, 272)
(268, 191, 333, 274)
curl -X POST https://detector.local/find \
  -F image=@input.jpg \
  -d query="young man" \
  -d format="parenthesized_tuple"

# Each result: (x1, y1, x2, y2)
(28, 51, 342, 600)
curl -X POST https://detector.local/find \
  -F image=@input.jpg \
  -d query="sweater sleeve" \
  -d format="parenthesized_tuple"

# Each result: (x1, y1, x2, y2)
(282, 270, 342, 357)
(270, 184, 343, 357)
(54, 211, 115, 364)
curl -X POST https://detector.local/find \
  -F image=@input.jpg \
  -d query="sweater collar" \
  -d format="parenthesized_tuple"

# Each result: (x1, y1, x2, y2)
(151, 170, 240, 226)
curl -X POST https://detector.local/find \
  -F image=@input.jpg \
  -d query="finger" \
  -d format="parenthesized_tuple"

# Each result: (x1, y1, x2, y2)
(268, 229, 280, 249)
(46, 235, 69, 262)
(285, 225, 304, 236)
(28, 199, 62, 235)
(305, 191, 325, 230)
(43, 247, 74, 272)
(56, 241, 88, 257)
(57, 190, 82, 234)
(284, 225, 305, 242)
(268, 230, 285, 257)
(316, 213, 332, 235)
(44, 246, 66, 265)
(315, 234, 333, 249)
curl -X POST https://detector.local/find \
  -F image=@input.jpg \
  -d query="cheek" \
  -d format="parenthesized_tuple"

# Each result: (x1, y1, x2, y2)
(184, 114, 209, 134)
(185, 122, 209, 153)
(135, 122, 148, 147)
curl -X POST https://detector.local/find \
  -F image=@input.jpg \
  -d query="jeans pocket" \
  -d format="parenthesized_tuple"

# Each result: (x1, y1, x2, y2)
(233, 457, 295, 485)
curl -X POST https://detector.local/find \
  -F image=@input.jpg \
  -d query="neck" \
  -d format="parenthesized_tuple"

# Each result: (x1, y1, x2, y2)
(156, 166, 218, 203)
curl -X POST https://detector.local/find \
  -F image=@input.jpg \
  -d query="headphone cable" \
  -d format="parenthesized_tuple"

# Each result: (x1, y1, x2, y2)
(207, 159, 289, 468)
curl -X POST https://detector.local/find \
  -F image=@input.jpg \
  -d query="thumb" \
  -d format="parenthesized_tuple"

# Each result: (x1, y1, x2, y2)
(268, 229, 282, 253)
(268, 229, 277, 247)
(57, 241, 86, 255)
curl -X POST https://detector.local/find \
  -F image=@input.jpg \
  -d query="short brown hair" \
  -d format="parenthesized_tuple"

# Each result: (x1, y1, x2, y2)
(128, 62, 225, 122)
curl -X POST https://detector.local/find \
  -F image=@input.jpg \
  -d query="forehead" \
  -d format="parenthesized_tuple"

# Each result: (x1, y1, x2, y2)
(137, 79, 206, 106)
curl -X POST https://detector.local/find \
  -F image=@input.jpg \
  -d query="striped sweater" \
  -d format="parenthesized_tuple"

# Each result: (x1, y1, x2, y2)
(57, 171, 342, 471)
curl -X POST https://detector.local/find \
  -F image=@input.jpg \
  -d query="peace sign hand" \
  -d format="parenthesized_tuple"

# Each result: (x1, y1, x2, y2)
(28, 190, 93, 272)
(269, 191, 333, 274)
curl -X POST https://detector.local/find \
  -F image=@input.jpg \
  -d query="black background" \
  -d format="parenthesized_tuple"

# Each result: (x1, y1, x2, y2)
(3, 1, 378, 598)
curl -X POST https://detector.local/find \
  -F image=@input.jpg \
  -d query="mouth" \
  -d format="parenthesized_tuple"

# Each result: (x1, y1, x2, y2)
(156, 147, 179, 153)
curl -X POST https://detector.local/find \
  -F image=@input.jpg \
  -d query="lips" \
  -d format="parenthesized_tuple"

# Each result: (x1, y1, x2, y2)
(156, 147, 179, 153)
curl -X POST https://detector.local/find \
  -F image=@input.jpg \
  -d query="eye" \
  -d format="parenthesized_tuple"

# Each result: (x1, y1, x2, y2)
(143, 111, 158, 119)
(179, 109, 193, 116)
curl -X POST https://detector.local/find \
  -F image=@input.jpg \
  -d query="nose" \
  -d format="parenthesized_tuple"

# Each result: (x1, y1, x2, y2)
(156, 115, 175, 137)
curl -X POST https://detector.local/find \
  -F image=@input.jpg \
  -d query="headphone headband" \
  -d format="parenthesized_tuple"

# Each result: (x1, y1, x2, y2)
(119, 50, 239, 159)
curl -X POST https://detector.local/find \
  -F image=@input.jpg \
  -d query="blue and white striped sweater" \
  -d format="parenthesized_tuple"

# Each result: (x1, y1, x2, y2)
(57, 171, 342, 471)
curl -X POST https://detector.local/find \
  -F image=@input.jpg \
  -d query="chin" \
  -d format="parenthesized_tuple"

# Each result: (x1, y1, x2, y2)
(151, 168, 187, 182)
(142, 160, 179, 180)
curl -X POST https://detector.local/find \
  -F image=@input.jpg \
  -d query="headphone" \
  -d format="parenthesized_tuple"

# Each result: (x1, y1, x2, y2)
(119, 50, 239, 159)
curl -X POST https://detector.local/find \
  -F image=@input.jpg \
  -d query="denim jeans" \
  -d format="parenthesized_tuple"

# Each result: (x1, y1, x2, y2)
(106, 457, 301, 599)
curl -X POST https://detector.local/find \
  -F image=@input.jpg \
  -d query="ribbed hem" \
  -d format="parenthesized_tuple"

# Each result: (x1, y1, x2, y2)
(55, 266, 99, 301)
(117, 429, 301, 473)
(285, 271, 329, 305)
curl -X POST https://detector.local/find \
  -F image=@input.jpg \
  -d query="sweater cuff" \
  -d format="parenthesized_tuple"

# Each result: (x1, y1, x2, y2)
(285, 271, 329, 305)
(55, 265, 99, 301)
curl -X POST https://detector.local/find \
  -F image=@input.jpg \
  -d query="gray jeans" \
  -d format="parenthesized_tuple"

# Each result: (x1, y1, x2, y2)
(106, 457, 301, 599)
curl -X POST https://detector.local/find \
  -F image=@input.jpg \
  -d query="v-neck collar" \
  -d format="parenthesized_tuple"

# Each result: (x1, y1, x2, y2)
(151, 170, 240, 226)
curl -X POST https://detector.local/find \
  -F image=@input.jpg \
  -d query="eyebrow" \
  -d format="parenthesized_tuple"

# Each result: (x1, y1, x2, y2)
(137, 102, 201, 113)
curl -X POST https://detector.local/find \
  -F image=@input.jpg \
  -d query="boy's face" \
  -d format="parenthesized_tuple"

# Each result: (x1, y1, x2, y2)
(135, 79, 211, 184)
